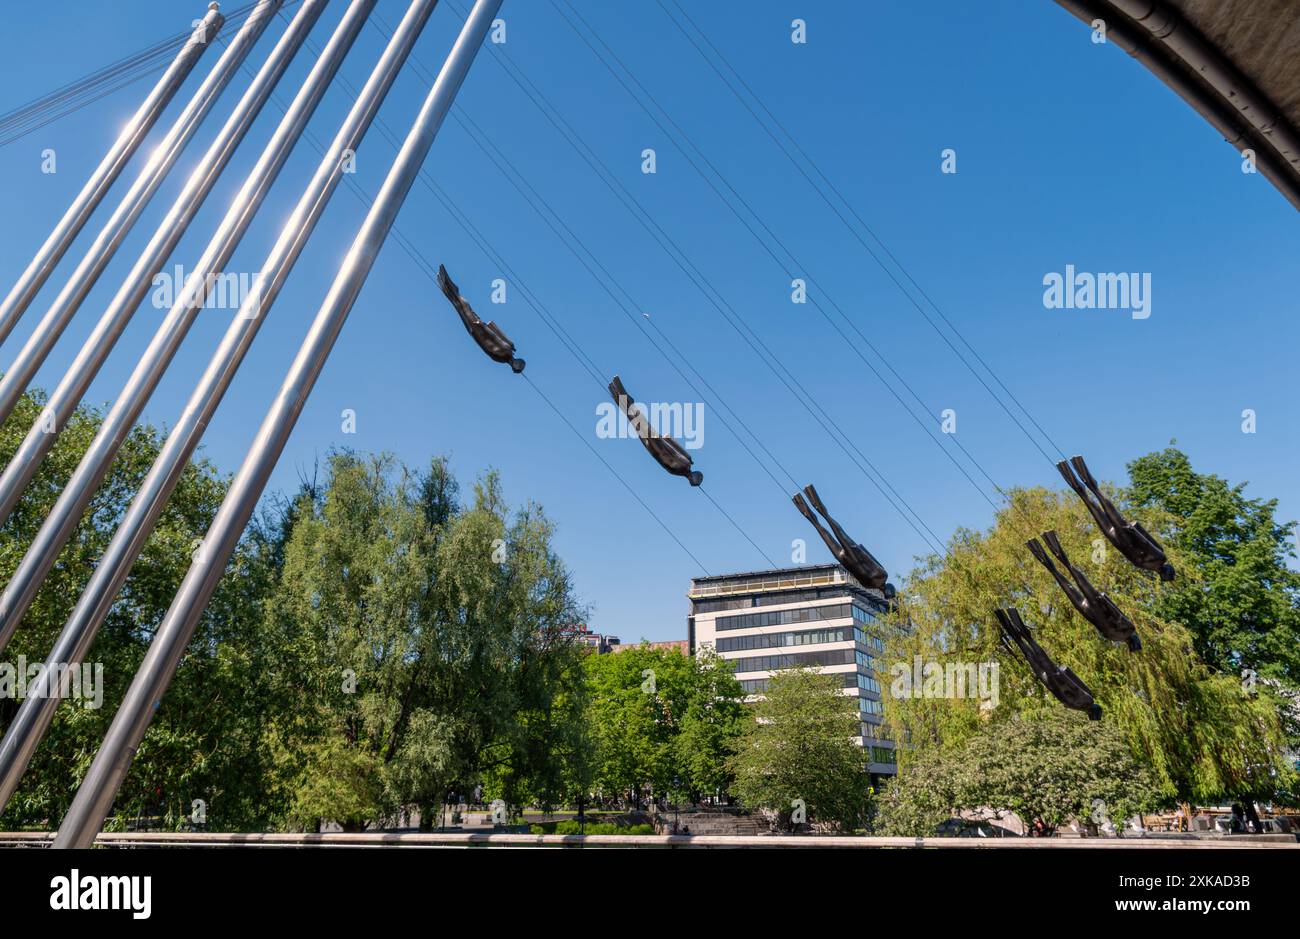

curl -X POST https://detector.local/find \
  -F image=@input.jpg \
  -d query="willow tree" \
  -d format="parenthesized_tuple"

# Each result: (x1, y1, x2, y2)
(882, 474, 1292, 804)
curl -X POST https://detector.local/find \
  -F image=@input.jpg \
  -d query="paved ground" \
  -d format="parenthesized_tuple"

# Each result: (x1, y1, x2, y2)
(1, 830, 1297, 849)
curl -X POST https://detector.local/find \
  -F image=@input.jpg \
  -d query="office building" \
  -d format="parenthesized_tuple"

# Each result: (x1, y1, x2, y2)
(688, 564, 896, 780)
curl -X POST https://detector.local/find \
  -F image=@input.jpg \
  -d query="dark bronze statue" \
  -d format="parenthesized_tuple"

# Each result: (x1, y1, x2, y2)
(608, 376, 702, 486)
(1059, 455, 1173, 581)
(996, 607, 1101, 720)
(437, 264, 525, 373)
(1027, 530, 1142, 651)
(792, 483, 895, 598)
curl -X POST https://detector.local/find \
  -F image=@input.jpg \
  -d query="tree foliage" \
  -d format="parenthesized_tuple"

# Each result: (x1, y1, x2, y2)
(7, 391, 1293, 835)
(582, 643, 744, 806)
(727, 668, 874, 832)
(262, 452, 589, 829)
(882, 460, 1293, 804)
(1126, 447, 1300, 687)
(876, 711, 1161, 836)
(0, 391, 278, 831)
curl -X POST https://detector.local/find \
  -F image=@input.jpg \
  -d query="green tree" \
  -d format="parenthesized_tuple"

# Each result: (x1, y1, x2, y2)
(884, 474, 1293, 804)
(480, 625, 594, 815)
(877, 711, 1161, 836)
(1127, 446, 1300, 686)
(0, 391, 281, 831)
(675, 647, 746, 799)
(871, 745, 955, 838)
(727, 668, 874, 832)
(583, 643, 744, 807)
(262, 452, 587, 830)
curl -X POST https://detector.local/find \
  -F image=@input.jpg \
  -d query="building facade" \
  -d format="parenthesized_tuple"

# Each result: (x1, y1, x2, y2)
(560, 624, 621, 654)
(608, 639, 689, 656)
(688, 564, 896, 780)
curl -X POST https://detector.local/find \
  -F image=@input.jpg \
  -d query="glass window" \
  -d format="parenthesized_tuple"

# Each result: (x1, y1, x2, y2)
(715, 603, 858, 632)
(715, 624, 857, 653)
(727, 647, 857, 674)
(858, 697, 883, 715)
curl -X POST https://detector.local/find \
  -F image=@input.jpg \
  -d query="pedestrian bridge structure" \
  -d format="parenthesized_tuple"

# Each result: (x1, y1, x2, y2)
(1054, 0, 1300, 210)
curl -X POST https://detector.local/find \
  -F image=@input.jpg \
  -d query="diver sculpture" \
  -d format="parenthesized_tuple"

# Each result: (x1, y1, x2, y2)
(436, 264, 525, 373)
(1027, 530, 1142, 651)
(996, 607, 1101, 720)
(793, 483, 895, 598)
(608, 375, 702, 486)
(1058, 455, 1173, 581)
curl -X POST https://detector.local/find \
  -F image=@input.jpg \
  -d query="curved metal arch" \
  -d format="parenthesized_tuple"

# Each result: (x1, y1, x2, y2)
(1054, 0, 1300, 211)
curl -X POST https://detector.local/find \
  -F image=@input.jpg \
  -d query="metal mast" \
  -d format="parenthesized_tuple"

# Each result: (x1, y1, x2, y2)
(0, 2, 276, 429)
(0, 4, 224, 348)
(52, 0, 505, 850)
(0, 0, 388, 813)
(0, 0, 292, 526)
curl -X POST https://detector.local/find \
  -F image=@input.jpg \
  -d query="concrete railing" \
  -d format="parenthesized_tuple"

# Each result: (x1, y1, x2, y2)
(1, 831, 1296, 849)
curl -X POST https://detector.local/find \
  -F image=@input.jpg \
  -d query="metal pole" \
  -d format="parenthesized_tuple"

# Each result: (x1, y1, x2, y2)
(0, 0, 427, 654)
(0, 0, 287, 524)
(0, 0, 384, 812)
(0, 4, 224, 349)
(0, 0, 338, 656)
(0, 0, 280, 435)
(53, 0, 504, 850)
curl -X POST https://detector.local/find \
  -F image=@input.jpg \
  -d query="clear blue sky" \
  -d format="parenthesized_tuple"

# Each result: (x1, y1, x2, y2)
(0, 1, 1295, 643)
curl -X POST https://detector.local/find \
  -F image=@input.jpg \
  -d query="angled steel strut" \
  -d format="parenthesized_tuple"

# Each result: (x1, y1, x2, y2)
(0, 0, 358, 656)
(52, 0, 504, 850)
(0, 4, 224, 348)
(0, 1, 275, 432)
(0, 0, 305, 656)
(0, 0, 384, 815)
